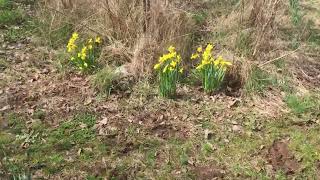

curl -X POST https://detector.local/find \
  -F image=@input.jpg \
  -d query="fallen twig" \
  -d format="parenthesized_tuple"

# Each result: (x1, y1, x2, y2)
(258, 47, 300, 67)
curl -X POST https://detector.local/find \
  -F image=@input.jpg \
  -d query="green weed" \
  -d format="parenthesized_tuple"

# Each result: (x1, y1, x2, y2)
(285, 94, 313, 115)
(245, 67, 277, 94)
(36, 20, 73, 48)
(45, 154, 65, 174)
(0, 9, 24, 26)
(273, 58, 286, 69)
(7, 113, 26, 134)
(236, 31, 252, 56)
(0, 0, 12, 9)
(0, 132, 15, 145)
(307, 29, 320, 46)
(289, 129, 320, 178)
(4, 19, 36, 42)
(289, 0, 302, 26)
(32, 109, 46, 120)
(192, 11, 208, 25)
(0, 58, 8, 71)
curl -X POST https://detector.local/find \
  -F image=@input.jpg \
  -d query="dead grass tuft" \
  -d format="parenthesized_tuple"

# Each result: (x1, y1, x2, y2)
(38, 0, 196, 76)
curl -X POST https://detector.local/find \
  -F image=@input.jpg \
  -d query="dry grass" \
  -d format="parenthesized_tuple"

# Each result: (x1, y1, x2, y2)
(38, 0, 196, 76)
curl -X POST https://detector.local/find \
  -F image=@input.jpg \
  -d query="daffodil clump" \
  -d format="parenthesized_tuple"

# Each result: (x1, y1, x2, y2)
(154, 46, 183, 98)
(67, 32, 102, 71)
(191, 44, 232, 93)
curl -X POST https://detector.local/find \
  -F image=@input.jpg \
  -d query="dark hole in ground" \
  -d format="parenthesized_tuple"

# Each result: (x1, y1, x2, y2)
(193, 164, 226, 180)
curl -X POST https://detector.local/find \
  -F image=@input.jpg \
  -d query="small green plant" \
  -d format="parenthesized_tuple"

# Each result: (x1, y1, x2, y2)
(154, 46, 183, 98)
(92, 66, 117, 95)
(236, 31, 252, 56)
(289, 0, 302, 26)
(191, 44, 232, 93)
(245, 66, 277, 94)
(285, 94, 313, 115)
(66, 32, 102, 72)
(0, 0, 11, 9)
(0, 9, 23, 26)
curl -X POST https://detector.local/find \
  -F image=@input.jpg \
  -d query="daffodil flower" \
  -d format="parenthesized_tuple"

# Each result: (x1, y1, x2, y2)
(191, 53, 199, 60)
(154, 63, 161, 70)
(170, 61, 177, 68)
(168, 46, 175, 53)
(197, 47, 203, 53)
(192, 44, 230, 93)
(95, 37, 102, 44)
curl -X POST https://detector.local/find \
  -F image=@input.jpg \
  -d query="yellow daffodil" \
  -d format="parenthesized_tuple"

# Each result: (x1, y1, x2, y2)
(179, 68, 183, 73)
(177, 55, 182, 62)
(154, 63, 161, 70)
(71, 57, 75, 61)
(170, 61, 177, 68)
(80, 46, 87, 60)
(168, 46, 175, 53)
(191, 53, 199, 60)
(197, 47, 203, 53)
(95, 37, 101, 44)
(72, 32, 79, 39)
(88, 38, 93, 44)
(221, 61, 232, 67)
(67, 32, 79, 53)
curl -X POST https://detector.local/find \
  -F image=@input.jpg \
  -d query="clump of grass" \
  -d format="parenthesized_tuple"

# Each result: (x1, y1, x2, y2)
(289, 0, 302, 27)
(236, 31, 252, 56)
(289, 129, 320, 178)
(3, 19, 36, 42)
(92, 66, 118, 95)
(0, 0, 12, 9)
(0, 9, 24, 26)
(0, 58, 8, 71)
(285, 94, 313, 115)
(245, 66, 277, 94)
(192, 10, 208, 25)
(7, 113, 26, 134)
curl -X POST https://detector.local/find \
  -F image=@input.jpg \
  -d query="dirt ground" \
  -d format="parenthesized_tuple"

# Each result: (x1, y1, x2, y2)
(1, 0, 320, 179)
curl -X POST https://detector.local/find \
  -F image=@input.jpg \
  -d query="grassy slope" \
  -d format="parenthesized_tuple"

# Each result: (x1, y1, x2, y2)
(1, 0, 320, 179)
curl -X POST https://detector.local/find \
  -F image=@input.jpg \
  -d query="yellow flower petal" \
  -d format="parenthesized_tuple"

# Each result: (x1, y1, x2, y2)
(170, 61, 177, 68)
(154, 63, 161, 70)
(95, 37, 102, 44)
(191, 53, 199, 60)
(168, 46, 175, 53)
